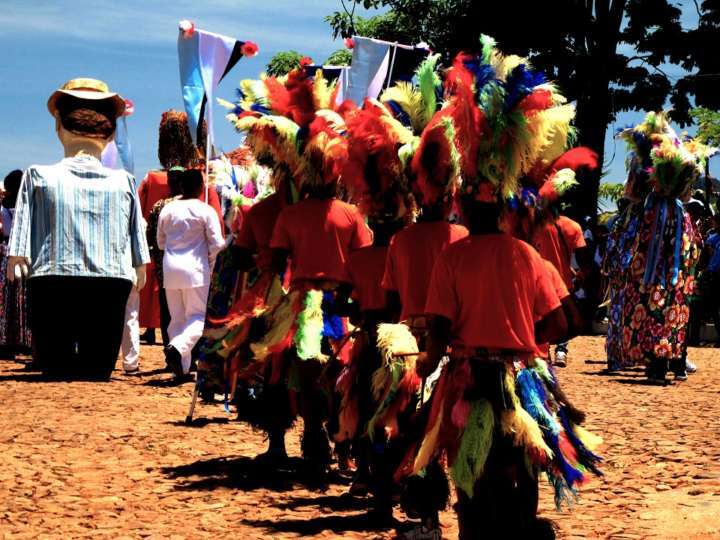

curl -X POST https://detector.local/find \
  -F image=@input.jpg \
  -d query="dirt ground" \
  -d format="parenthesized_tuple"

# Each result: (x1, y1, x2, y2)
(0, 335, 719, 539)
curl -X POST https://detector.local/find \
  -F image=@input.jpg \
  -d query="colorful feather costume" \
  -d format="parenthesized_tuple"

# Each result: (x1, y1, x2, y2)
(395, 353, 602, 507)
(606, 112, 715, 370)
(387, 36, 603, 518)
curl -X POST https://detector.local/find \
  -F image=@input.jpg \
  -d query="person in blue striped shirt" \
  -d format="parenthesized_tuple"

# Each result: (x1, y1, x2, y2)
(7, 78, 150, 380)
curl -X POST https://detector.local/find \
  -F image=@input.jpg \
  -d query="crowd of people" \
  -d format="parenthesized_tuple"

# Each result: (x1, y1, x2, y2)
(1, 33, 717, 540)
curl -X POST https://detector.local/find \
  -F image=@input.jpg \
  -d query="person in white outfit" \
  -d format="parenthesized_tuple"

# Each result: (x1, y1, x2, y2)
(157, 169, 224, 378)
(121, 286, 141, 373)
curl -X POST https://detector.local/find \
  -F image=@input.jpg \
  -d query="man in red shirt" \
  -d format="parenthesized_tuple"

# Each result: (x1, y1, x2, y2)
(398, 195, 603, 538)
(250, 127, 373, 470)
(532, 208, 588, 366)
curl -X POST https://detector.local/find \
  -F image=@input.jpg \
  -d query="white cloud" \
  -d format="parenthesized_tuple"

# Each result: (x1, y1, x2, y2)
(0, 0, 348, 55)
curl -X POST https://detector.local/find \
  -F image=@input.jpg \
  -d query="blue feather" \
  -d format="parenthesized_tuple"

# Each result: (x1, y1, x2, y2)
(503, 64, 546, 112)
(385, 100, 413, 128)
(321, 291, 345, 340)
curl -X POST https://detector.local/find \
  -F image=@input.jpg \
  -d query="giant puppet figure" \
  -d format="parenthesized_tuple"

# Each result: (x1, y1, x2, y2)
(7, 78, 150, 380)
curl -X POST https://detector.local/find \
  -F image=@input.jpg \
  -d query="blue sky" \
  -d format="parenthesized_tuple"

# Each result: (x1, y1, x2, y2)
(0, 0, 714, 197)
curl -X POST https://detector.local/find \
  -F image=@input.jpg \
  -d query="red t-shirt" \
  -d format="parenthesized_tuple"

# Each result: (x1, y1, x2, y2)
(537, 259, 570, 358)
(138, 170, 224, 231)
(532, 215, 585, 289)
(271, 198, 373, 284)
(346, 246, 388, 312)
(236, 193, 286, 271)
(382, 221, 468, 320)
(425, 234, 561, 354)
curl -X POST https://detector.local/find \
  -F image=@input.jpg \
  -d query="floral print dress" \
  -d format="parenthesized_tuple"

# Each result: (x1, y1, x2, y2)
(617, 194, 699, 367)
(603, 202, 643, 370)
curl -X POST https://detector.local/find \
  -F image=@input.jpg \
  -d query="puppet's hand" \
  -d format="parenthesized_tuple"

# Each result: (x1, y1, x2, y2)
(135, 265, 147, 291)
(7, 256, 29, 282)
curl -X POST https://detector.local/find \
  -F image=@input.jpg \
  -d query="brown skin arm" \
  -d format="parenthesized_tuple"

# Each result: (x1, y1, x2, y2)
(416, 315, 451, 378)
(271, 248, 290, 279)
(561, 295, 583, 340)
(573, 246, 593, 288)
(385, 290, 402, 323)
(535, 306, 568, 346)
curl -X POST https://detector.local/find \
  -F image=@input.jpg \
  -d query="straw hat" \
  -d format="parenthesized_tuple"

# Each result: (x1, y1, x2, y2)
(47, 78, 126, 118)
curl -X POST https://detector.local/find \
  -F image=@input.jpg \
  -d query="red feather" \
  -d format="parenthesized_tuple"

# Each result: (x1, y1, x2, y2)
(411, 115, 454, 206)
(518, 89, 553, 113)
(548, 147, 599, 176)
(286, 69, 316, 128)
(264, 77, 291, 117)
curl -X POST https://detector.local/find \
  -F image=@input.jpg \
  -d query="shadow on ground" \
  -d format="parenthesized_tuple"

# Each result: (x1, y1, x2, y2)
(242, 512, 397, 536)
(162, 455, 351, 493)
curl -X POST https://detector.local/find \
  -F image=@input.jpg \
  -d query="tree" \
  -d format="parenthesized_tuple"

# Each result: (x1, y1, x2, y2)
(325, 49, 353, 66)
(327, 0, 717, 220)
(690, 107, 720, 147)
(266, 51, 304, 77)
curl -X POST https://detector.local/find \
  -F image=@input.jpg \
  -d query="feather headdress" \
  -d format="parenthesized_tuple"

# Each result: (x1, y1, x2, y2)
(342, 102, 415, 219)
(456, 35, 578, 203)
(221, 66, 345, 191)
(618, 111, 717, 198)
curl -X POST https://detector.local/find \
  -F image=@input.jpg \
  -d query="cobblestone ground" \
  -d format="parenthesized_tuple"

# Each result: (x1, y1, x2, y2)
(0, 336, 718, 539)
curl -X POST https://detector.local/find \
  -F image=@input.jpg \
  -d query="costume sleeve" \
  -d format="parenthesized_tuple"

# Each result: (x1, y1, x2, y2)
(424, 254, 458, 322)
(381, 240, 398, 291)
(534, 254, 562, 321)
(128, 175, 150, 267)
(205, 206, 226, 260)
(270, 209, 291, 250)
(351, 211, 373, 250)
(544, 260, 569, 301)
(7, 169, 34, 260)
(563, 217, 586, 250)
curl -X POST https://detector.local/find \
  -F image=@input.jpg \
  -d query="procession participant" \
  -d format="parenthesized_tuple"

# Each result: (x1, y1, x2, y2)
(531, 200, 588, 366)
(332, 102, 419, 517)
(8, 78, 149, 380)
(602, 143, 654, 372)
(613, 113, 713, 383)
(394, 39, 602, 539)
(145, 167, 184, 368)
(157, 169, 225, 379)
(513, 147, 601, 359)
(0, 170, 31, 360)
(138, 110, 223, 345)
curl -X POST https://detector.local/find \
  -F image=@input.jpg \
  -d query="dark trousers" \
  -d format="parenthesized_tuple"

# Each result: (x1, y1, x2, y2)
(455, 435, 544, 539)
(29, 276, 131, 381)
(159, 287, 170, 347)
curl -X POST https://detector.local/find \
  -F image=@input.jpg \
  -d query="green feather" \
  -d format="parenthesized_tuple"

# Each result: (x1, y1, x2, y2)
(480, 34, 496, 65)
(450, 399, 495, 498)
(293, 290, 324, 360)
(416, 53, 441, 127)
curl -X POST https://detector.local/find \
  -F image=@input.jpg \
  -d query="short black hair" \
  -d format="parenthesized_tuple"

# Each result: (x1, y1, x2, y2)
(3, 170, 22, 193)
(180, 169, 204, 199)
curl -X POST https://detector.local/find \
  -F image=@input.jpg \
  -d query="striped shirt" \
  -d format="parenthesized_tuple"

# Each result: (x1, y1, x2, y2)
(8, 155, 150, 282)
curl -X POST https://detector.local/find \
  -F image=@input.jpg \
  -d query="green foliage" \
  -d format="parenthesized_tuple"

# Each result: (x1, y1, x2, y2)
(598, 183, 625, 203)
(325, 48, 353, 66)
(325, 0, 720, 219)
(690, 107, 720, 147)
(266, 50, 303, 77)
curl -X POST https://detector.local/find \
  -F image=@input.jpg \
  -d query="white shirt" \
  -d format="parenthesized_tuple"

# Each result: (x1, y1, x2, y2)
(157, 198, 224, 290)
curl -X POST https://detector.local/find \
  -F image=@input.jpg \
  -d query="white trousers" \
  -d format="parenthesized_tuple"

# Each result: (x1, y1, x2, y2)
(166, 284, 209, 373)
(121, 287, 140, 371)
